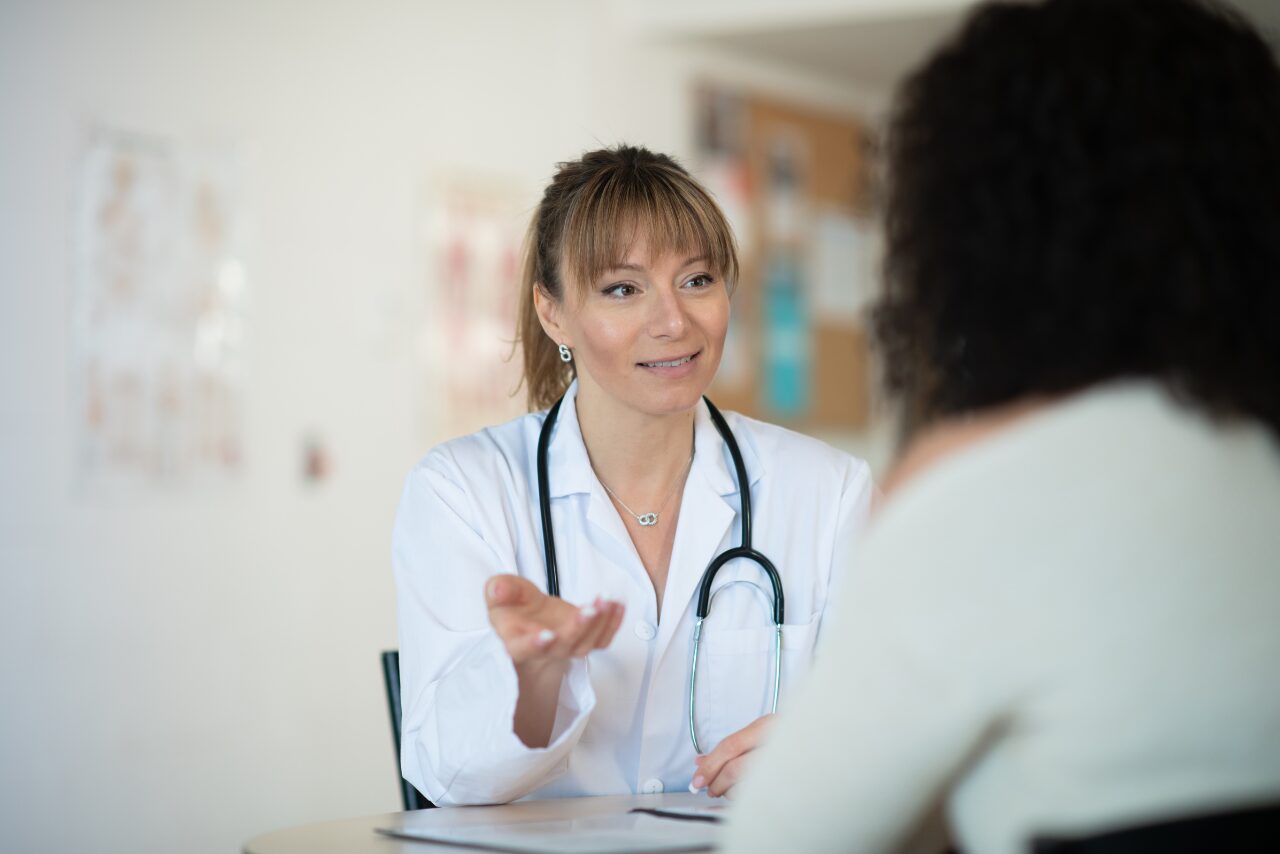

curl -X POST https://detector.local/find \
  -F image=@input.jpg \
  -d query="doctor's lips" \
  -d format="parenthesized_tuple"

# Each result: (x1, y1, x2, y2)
(637, 350, 700, 372)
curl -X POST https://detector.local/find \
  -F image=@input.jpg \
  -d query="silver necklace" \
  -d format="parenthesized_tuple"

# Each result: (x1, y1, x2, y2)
(600, 452, 694, 528)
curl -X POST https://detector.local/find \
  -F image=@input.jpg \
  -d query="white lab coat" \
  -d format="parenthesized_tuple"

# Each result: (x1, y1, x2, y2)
(392, 381, 874, 805)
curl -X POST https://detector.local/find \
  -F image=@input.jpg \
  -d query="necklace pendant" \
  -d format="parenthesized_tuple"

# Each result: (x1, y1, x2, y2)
(637, 512, 659, 527)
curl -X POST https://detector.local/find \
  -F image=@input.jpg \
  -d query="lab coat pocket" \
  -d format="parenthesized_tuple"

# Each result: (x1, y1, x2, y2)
(693, 616, 819, 751)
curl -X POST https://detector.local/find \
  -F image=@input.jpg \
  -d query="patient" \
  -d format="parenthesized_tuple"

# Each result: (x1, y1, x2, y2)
(721, 0, 1280, 851)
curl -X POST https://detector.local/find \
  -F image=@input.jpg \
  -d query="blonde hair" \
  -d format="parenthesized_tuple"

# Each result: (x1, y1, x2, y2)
(516, 145, 740, 410)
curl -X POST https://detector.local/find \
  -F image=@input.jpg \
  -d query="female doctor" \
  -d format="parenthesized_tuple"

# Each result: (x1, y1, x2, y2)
(392, 145, 874, 806)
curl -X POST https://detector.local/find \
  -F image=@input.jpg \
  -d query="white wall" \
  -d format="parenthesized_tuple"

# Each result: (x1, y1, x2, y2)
(0, 2, 887, 852)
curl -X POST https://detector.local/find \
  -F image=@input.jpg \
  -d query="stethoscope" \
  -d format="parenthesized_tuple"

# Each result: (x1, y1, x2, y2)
(536, 394, 784, 754)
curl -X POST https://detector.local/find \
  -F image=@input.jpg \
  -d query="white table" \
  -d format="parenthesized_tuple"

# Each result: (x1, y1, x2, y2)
(243, 792, 719, 854)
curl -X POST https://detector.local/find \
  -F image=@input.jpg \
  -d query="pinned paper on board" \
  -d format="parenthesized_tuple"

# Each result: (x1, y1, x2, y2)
(72, 128, 248, 492)
(759, 133, 813, 418)
(812, 210, 878, 324)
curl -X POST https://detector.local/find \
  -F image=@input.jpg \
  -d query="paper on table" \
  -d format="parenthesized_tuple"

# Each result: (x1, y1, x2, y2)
(377, 812, 717, 853)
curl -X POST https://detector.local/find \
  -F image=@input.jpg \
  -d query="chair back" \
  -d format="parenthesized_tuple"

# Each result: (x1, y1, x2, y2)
(380, 650, 436, 810)
(1032, 801, 1280, 853)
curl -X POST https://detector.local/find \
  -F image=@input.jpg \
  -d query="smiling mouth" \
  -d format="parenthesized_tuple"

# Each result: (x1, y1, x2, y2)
(639, 352, 698, 368)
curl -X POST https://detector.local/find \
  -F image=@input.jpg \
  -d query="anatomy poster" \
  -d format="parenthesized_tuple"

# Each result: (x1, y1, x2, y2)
(419, 179, 530, 440)
(72, 128, 247, 492)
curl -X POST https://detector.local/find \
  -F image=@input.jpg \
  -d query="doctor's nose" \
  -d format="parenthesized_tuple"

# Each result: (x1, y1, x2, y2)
(647, 288, 689, 339)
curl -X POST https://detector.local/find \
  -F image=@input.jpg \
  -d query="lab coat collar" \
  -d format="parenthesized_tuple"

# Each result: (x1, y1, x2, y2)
(542, 381, 597, 500)
(541, 381, 766, 501)
(691, 394, 766, 498)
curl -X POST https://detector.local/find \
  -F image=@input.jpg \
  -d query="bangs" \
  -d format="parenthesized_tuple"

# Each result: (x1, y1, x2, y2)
(558, 165, 739, 294)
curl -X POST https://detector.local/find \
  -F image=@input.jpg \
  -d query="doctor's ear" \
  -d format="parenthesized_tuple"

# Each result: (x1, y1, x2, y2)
(532, 284, 571, 348)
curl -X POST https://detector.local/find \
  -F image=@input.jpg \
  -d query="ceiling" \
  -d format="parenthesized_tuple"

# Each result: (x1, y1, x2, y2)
(677, 0, 1280, 98)
(692, 8, 966, 94)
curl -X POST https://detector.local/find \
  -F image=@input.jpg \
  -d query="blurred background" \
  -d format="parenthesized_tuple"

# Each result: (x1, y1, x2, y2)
(1, 1, 1276, 852)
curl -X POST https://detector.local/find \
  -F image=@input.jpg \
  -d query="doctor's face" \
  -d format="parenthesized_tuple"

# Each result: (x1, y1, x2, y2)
(551, 241, 730, 419)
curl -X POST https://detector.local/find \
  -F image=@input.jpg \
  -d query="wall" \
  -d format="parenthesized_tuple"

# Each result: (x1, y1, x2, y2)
(0, 2, 888, 852)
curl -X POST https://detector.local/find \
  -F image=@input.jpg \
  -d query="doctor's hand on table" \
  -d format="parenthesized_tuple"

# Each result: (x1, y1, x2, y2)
(692, 713, 774, 798)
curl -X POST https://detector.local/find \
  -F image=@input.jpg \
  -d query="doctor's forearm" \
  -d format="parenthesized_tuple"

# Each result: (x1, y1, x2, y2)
(513, 658, 569, 748)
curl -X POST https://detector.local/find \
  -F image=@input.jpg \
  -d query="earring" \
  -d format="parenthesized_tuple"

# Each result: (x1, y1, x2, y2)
(558, 343, 573, 363)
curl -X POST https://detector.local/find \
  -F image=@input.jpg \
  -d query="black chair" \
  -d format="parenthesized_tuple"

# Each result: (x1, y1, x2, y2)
(380, 650, 436, 810)
(1031, 801, 1280, 853)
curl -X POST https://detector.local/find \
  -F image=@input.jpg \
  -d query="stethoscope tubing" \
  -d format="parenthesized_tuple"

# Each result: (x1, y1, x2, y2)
(536, 393, 784, 754)
(688, 616, 781, 755)
(536, 397, 564, 598)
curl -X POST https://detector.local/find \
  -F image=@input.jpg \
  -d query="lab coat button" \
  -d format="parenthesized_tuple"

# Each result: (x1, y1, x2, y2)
(634, 621, 656, 641)
(641, 778, 664, 794)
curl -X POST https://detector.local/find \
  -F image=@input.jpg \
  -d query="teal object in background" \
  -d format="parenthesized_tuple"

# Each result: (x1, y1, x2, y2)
(762, 253, 811, 417)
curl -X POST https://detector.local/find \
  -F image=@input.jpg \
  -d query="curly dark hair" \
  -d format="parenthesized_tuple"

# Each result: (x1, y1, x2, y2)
(875, 0, 1280, 438)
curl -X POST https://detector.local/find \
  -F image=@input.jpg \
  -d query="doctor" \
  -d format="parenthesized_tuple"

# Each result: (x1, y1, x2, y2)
(392, 144, 873, 806)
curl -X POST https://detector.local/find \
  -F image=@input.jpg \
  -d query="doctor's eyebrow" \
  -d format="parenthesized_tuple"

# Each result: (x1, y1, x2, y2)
(607, 255, 708, 273)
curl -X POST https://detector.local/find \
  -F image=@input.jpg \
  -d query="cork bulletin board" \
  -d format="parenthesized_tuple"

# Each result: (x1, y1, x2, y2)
(696, 87, 878, 431)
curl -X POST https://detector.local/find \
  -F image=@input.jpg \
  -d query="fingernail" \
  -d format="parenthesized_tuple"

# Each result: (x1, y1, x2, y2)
(487, 579, 501, 599)
(579, 605, 597, 621)
(688, 782, 704, 794)
(691, 774, 705, 789)
(537, 628, 555, 646)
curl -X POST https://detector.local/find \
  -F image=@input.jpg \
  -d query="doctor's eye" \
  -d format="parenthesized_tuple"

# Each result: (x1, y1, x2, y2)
(683, 273, 716, 290)
(602, 282, 639, 298)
